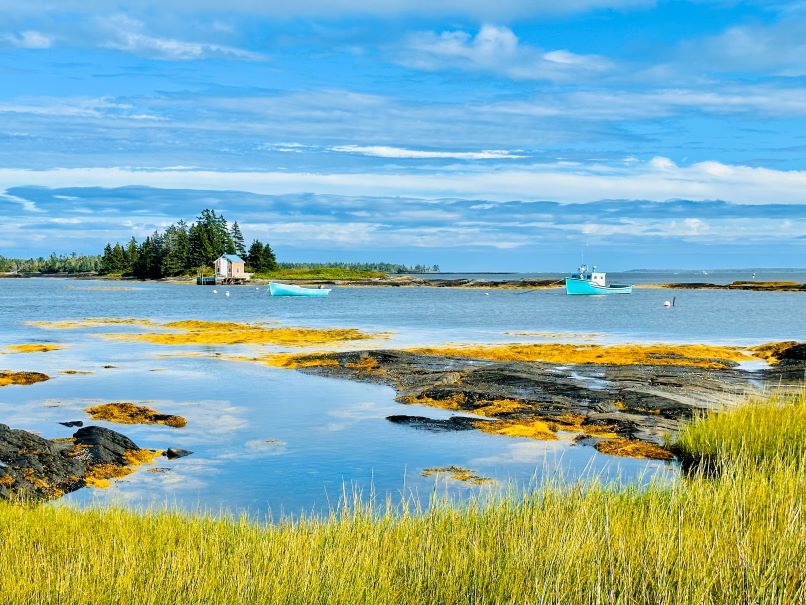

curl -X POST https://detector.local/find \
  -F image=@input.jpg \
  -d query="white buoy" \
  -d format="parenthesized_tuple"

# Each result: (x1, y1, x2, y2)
(663, 300, 671, 307)
(225, 291, 230, 297)
(212, 289, 218, 294)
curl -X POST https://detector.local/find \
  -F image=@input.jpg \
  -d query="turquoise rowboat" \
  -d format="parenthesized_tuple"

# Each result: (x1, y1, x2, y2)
(565, 265, 632, 295)
(268, 282, 331, 297)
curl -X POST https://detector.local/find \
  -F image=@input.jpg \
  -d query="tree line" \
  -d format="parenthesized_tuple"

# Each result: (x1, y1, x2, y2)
(0, 253, 100, 274)
(99, 209, 277, 278)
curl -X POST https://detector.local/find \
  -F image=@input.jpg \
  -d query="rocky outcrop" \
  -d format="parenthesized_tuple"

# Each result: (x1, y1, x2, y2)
(0, 424, 157, 501)
(656, 281, 805, 292)
(280, 346, 804, 448)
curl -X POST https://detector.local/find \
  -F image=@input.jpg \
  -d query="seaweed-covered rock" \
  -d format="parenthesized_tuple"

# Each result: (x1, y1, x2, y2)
(0, 424, 152, 502)
(0, 370, 50, 387)
(283, 348, 802, 447)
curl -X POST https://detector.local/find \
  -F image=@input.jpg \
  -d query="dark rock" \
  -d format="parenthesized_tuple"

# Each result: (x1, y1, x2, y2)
(72, 426, 139, 466)
(165, 448, 193, 459)
(59, 420, 84, 427)
(387, 415, 483, 432)
(778, 343, 806, 362)
(0, 423, 143, 502)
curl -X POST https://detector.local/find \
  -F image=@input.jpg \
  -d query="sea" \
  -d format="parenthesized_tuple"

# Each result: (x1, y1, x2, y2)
(0, 273, 804, 519)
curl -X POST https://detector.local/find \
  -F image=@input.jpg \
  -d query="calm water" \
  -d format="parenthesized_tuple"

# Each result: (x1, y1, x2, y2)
(0, 277, 803, 518)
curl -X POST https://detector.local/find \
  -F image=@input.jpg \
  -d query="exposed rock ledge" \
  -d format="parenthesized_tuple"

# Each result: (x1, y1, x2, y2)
(278, 345, 806, 451)
(0, 424, 159, 501)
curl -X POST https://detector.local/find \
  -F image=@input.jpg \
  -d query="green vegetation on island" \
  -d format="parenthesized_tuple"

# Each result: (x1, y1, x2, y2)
(98, 209, 278, 279)
(0, 389, 803, 604)
(90, 209, 434, 280)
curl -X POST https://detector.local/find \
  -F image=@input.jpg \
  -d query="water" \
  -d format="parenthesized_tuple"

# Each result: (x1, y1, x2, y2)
(1, 277, 803, 519)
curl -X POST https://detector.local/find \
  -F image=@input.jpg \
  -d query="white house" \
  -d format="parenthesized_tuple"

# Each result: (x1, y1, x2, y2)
(214, 254, 249, 280)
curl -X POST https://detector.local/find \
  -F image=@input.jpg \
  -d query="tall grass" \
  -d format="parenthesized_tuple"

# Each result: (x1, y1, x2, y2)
(0, 391, 804, 604)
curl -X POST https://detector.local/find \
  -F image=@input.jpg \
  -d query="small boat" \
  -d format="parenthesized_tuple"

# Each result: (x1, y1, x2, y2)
(565, 265, 632, 295)
(268, 282, 331, 297)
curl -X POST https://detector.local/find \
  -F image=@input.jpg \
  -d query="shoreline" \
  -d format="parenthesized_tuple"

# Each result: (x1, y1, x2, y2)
(4, 272, 804, 291)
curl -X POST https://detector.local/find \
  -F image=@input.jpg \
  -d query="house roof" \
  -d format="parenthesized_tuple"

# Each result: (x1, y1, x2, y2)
(218, 254, 244, 263)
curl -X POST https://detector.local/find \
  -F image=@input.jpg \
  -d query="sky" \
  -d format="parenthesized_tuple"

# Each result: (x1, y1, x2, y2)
(1, 0, 805, 270)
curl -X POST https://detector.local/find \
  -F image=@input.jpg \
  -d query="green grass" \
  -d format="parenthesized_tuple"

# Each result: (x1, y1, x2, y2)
(0, 391, 804, 604)
(252, 267, 386, 280)
(671, 388, 806, 470)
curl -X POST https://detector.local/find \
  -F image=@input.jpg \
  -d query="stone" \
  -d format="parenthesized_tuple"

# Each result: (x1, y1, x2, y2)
(59, 420, 83, 427)
(165, 448, 193, 459)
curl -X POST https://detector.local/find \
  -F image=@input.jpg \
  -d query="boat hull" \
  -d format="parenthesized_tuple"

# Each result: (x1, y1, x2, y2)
(565, 278, 632, 295)
(269, 282, 331, 297)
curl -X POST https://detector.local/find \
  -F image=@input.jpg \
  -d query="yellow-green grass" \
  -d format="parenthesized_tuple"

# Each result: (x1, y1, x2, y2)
(670, 388, 806, 471)
(0, 391, 804, 604)
(252, 267, 385, 280)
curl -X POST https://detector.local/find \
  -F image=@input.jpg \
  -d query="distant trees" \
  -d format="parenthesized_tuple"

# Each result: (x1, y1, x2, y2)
(0, 253, 100, 274)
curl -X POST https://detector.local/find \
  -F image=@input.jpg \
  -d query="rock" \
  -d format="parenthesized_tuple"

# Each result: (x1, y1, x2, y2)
(387, 415, 483, 432)
(281, 348, 802, 450)
(59, 420, 84, 427)
(0, 423, 146, 502)
(73, 425, 140, 466)
(0, 370, 50, 387)
(165, 448, 193, 459)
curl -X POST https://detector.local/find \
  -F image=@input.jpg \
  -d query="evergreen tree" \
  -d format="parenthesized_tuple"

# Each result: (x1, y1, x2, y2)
(246, 240, 278, 273)
(99, 244, 115, 275)
(111, 244, 127, 272)
(230, 221, 246, 257)
(124, 237, 139, 275)
(260, 241, 278, 272)
(247, 240, 263, 271)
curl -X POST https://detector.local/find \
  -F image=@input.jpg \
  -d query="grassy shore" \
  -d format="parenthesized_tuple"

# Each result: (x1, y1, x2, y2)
(252, 267, 386, 280)
(1, 391, 804, 604)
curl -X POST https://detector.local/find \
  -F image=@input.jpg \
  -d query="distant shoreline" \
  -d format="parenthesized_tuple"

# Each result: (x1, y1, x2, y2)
(2, 272, 805, 291)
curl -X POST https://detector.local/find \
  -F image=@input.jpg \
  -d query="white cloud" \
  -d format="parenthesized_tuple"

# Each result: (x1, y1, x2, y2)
(329, 145, 525, 160)
(1, 157, 806, 204)
(683, 18, 806, 77)
(400, 24, 612, 81)
(491, 86, 806, 119)
(99, 15, 263, 61)
(0, 96, 165, 121)
(4, 30, 52, 48)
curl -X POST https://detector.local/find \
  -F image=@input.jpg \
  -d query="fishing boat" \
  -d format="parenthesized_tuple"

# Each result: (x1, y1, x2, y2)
(268, 282, 331, 297)
(565, 265, 632, 295)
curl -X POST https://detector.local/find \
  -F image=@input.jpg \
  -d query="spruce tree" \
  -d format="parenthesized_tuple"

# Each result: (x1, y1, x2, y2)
(247, 240, 263, 271)
(230, 221, 246, 258)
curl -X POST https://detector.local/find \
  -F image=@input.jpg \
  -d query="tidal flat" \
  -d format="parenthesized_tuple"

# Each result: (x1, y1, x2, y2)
(0, 278, 804, 516)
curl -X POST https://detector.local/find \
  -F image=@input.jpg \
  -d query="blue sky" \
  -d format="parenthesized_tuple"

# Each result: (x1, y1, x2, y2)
(1, 0, 805, 269)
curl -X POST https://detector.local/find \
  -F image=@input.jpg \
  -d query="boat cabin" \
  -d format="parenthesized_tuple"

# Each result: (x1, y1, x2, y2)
(571, 264, 605, 285)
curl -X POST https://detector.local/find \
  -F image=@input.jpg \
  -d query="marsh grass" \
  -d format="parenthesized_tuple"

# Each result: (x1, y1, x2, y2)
(253, 267, 385, 280)
(1, 391, 804, 604)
